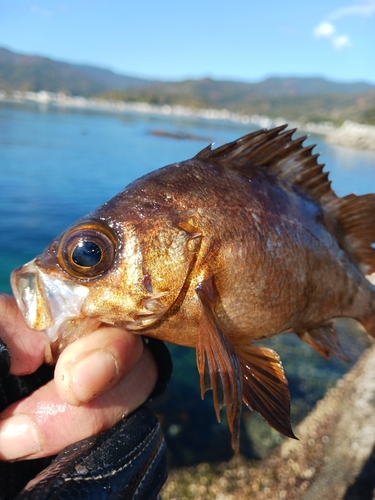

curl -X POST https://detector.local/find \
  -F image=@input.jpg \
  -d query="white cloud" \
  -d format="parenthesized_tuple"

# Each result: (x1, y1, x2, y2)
(313, 0, 374, 51)
(313, 21, 336, 38)
(330, 0, 375, 20)
(312, 21, 351, 50)
(332, 35, 352, 50)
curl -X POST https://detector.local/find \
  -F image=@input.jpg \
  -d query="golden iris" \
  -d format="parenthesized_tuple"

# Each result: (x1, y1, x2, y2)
(58, 220, 117, 279)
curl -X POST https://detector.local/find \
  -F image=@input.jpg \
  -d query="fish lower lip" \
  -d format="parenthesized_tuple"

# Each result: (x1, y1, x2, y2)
(11, 259, 90, 343)
(11, 259, 54, 331)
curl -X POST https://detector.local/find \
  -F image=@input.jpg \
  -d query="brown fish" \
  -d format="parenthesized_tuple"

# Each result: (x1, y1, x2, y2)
(11, 125, 375, 452)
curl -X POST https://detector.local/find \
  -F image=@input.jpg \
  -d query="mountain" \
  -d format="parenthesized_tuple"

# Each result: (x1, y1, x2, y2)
(0, 47, 155, 95)
(1, 46, 375, 124)
(100, 78, 375, 125)
(1, 47, 375, 98)
(72, 64, 158, 90)
(242, 76, 375, 96)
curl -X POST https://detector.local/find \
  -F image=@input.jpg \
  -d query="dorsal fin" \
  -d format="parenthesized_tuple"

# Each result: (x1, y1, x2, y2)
(196, 126, 375, 277)
(196, 125, 334, 204)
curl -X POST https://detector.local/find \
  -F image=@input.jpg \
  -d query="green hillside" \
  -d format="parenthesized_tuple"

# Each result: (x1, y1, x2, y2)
(99, 79, 375, 125)
(1, 47, 375, 125)
(0, 47, 155, 95)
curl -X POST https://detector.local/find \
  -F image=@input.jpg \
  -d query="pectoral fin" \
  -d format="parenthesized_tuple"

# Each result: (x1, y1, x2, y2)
(195, 279, 242, 453)
(297, 323, 350, 362)
(235, 344, 296, 439)
(195, 277, 296, 448)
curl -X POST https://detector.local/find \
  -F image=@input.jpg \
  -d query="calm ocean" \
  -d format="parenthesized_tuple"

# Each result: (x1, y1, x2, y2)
(1, 101, 375, 463)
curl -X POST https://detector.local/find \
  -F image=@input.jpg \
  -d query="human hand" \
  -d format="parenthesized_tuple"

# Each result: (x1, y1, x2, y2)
(0, 293, 158, 461)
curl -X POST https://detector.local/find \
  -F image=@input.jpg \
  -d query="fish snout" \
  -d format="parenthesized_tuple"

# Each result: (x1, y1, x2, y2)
(11, 259, 90, 343)
(11, 258, 54, 331)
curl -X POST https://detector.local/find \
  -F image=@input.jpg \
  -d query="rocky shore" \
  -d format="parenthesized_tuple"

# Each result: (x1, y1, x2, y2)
(162, 340, 375, 500)
(305, 120, 375, 151)
(1, 91, 375, 152)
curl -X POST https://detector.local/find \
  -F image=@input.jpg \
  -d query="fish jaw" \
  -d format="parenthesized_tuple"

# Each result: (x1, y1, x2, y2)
(11, 258, 92, 343)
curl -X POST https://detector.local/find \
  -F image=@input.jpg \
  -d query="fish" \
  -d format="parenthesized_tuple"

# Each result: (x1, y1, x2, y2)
(11, 125, 375, 453)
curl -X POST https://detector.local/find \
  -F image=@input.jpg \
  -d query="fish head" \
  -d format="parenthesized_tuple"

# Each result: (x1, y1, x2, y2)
(11, 206, 202, 354)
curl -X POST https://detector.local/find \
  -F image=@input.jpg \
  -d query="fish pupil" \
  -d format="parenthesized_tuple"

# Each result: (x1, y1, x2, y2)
(72, 241, 102, 267)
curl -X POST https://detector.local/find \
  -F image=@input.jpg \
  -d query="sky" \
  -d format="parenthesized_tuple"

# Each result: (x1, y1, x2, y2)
(0, 0, 374, 84)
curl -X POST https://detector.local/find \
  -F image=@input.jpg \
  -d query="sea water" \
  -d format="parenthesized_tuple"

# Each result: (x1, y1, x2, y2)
(1, 102, 375, 464)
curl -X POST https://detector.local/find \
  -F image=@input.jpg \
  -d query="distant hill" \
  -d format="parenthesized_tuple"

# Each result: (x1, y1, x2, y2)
(241, 76, 375, 96)
(101, 78, 375, 125)
(1, 46, 375, 124)
(0, 47, 155, 95)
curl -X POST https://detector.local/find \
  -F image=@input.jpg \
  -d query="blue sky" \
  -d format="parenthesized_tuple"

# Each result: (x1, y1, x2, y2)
(1, 0, 374, 83)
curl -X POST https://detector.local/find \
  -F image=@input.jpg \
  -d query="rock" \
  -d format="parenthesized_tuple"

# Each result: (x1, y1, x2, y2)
(162, 342, 375, 499)
(324, 120, 375, 151)
(265, 341, 375, 499)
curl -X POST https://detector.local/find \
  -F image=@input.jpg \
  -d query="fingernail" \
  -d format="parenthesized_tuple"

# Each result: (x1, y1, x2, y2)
(0, 414, 41, 460)
(64, 350, 118, 404)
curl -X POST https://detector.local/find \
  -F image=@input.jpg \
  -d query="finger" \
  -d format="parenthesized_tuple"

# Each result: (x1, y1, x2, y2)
(0, 293, 51, 375)
(0, 346, 158, 460)
(55, 327, 144, 405)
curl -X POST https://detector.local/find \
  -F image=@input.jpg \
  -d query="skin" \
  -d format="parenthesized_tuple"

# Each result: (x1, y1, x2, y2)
(0, 293, 158, 461)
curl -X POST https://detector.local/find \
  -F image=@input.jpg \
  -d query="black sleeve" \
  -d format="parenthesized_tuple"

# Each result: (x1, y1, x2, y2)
(0, 338, 11, 379)
(142, 337, 173, 400)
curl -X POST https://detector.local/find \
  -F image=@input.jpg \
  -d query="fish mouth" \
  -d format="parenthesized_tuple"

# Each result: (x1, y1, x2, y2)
(11, 259, 92, 343)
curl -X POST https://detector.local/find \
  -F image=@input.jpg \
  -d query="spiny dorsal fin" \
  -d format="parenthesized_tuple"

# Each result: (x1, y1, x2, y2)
(196, 125, 334, 205)
(197, 126, 375, 277)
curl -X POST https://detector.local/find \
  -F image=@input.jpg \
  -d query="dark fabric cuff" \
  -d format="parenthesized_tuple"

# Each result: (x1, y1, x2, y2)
(142, 337, 173, 400)
(0, 338, 11, 379)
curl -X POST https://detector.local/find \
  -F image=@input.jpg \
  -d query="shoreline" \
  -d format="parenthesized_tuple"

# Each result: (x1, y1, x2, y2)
(304, 120, 375, 151)
(1, 90, 375, 151)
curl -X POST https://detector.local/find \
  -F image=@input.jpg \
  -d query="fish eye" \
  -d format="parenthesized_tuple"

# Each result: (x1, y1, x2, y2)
(58, 221, 117, 279)
(72, 241, 102, 267)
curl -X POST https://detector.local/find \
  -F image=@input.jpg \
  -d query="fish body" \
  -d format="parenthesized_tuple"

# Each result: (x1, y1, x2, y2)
(11, 126, 375, 451)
